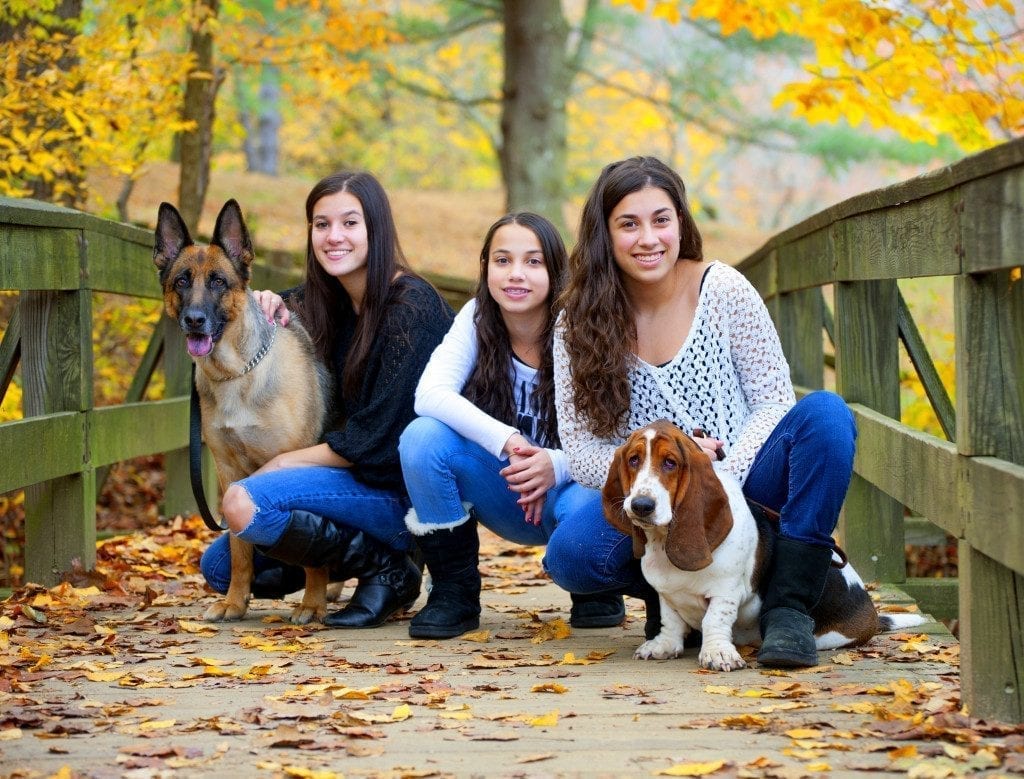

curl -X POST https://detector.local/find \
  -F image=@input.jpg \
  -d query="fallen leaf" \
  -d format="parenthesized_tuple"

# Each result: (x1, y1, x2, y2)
(656, 759, 728, 776)
(529, 710, 558, 727)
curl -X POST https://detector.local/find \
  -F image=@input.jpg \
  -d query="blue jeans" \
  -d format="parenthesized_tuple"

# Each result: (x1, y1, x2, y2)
(398, 416, 605, 574)
(541, 391, 857, 596)
(199, 465, 411, 594)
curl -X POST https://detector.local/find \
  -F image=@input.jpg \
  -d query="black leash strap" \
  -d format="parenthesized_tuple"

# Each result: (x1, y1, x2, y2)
(189, 364, 227, 532)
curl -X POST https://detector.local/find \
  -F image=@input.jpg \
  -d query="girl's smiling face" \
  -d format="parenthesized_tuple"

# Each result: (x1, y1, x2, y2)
(607, 185, 682, 288)
(486, 222, 550, 319)
(310, 189, 368, 282)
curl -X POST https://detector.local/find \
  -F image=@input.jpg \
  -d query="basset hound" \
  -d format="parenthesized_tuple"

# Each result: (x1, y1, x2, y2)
(602, 419, 926, 671)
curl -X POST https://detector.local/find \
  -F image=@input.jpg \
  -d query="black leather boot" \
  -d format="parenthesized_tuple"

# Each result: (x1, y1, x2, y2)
(757, 537, 832, 668)
(249, 559, 307, 599)
(260, 510, 421, 629)
(569, 592, 625, 628)
(408, 517, 481, 639)
(323, 533, 421, 629)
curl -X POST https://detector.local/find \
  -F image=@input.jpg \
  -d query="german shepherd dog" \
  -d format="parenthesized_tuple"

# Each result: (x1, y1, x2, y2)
(153, 199, 332, 624)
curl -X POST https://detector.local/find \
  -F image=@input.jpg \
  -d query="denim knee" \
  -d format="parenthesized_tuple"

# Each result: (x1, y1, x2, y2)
(399, 416, 452, 468)
(793, 391, 856, 468)
(544, 525, 635, 595)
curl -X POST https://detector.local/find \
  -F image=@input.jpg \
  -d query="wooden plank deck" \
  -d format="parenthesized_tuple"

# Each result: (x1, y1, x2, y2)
(1, 519, 1018, 778)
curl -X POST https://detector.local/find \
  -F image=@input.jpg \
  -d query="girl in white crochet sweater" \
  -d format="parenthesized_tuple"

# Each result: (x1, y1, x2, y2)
(547, 157, 857, 667)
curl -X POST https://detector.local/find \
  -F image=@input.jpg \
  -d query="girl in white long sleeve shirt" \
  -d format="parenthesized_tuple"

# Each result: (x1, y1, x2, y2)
(399, 213, 626, 639)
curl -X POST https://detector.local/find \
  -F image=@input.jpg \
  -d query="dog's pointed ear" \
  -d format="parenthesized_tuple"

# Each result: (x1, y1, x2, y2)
(212, 199, 254, 277)
(154, 202, 192, 275)
(664, 434, 733, 571)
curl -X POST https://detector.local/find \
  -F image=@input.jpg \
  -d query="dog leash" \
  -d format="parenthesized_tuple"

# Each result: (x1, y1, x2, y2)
(189, 363, 228, 532)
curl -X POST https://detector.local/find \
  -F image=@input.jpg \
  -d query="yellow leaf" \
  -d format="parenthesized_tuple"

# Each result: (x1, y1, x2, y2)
(531, 682, 568, 694)
(785, 728, 821, 738)
(889, 745, 918, 759)
(85, 670, 128, 682)
(177, 620, 218, 635)
(390, 704, 411, 721)
(460, 630, 490, 642)
(656, 759, 727, 776)
(529, 710, 559, 727)
(138, 719, 176, 731)
(531, 618, 571, 643)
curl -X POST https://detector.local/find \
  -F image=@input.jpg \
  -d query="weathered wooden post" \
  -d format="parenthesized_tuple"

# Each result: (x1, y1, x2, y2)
(833, 223, 905, 584)
(20, 227, 94, 585)
(955, 165, 1024, 720)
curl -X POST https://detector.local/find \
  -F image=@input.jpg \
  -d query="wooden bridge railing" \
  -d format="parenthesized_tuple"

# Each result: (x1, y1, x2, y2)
(735, 136, 1024, 723)
(1, 140, 1022, 722)
(0, 197, 471, 589)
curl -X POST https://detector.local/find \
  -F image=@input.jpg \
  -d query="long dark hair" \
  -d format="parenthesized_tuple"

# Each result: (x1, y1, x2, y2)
(558, 156, 703, 438)
(462, 212, 567, 448)
(297, 170, 414, 401)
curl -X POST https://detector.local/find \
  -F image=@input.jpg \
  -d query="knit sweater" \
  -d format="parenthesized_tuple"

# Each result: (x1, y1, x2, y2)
(553, 261, 795, 489)
(414, 299, 571, 486)
(300, 275, 453, 492)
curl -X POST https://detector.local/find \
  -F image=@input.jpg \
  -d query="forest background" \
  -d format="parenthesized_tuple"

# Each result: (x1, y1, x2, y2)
(1, 0, 1022, 589)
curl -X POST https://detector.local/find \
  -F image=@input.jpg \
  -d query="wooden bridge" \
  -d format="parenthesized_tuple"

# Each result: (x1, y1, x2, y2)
(1, 138, 1022, 772)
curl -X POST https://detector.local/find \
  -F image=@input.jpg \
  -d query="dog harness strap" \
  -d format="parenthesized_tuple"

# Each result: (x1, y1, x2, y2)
(190, 363, 227, 532)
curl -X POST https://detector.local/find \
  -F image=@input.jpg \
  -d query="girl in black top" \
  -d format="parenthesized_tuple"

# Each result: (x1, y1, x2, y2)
(200, 171, 453, 628)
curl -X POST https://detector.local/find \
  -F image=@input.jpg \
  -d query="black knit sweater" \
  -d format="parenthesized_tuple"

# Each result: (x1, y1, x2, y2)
(290, 275, 453, 493)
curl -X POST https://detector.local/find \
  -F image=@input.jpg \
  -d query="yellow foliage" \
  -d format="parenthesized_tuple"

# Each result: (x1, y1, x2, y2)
(615, 0, 1024, 152)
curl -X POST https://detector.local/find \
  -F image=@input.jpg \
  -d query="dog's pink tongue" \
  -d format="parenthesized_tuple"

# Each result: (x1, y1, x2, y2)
(187, 335, 214, 357)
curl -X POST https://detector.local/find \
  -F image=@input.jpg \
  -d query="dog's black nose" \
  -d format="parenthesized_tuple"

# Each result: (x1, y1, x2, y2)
(183, 309, 206, 329)
(630, 496, 655, 517)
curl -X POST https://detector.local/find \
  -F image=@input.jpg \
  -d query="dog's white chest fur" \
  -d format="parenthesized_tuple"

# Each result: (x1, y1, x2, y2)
(641, 467, 762, 644)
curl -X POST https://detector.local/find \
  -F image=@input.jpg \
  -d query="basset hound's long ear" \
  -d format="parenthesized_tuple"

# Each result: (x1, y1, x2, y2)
(601, 439, 647, 557)
(664, 432, 734, 571)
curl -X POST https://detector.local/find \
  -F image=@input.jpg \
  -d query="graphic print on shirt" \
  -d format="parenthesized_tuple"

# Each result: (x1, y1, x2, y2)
(515, 373, 546, 447)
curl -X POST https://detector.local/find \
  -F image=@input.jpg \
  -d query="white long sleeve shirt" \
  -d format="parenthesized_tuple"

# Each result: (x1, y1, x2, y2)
(415, 299, 572, 487)
(553, 261, 795, 489)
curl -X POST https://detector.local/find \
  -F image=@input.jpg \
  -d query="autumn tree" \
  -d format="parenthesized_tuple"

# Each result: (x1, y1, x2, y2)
(619, 0, 1024, 151)
(0, 1, 193, 212)
(178, 0, 222, 235)
(379, 0, 1020, 230)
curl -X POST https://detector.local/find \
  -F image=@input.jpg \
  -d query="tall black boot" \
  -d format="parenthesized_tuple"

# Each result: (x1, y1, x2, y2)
(569, 592, 625, 628)
(408, 517, 481, 639)
(322, 533, 422, 629)
(260, 510, 421, 629)
(757, 537, 832, 668)
(249, 560, 307, 599)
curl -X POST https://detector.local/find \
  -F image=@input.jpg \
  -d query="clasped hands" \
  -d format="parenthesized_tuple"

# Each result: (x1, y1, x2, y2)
(500, 432, 555, 527)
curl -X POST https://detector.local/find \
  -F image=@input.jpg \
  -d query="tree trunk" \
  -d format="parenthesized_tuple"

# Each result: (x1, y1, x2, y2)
(178, 0, 224, 236)
(254, 63, 281, 175)
(499, 0, 571, 233)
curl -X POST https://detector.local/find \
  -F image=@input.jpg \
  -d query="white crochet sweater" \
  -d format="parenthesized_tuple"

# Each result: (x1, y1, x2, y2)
(553, 261, 795, 489)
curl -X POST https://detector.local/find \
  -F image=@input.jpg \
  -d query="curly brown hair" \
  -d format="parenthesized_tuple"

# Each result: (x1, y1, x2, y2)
(462, 213, 567, 448)
(558, 157, 703, 438)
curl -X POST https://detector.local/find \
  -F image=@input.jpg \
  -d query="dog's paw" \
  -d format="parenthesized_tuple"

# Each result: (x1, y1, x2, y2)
(698, 641, 746, 672)
(290, 601, 328, 625)
(204, 598, 248, 622)
(634, 635, 686, 660)
(288, 593, 327, 626)
(325, 582, 344, 603)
